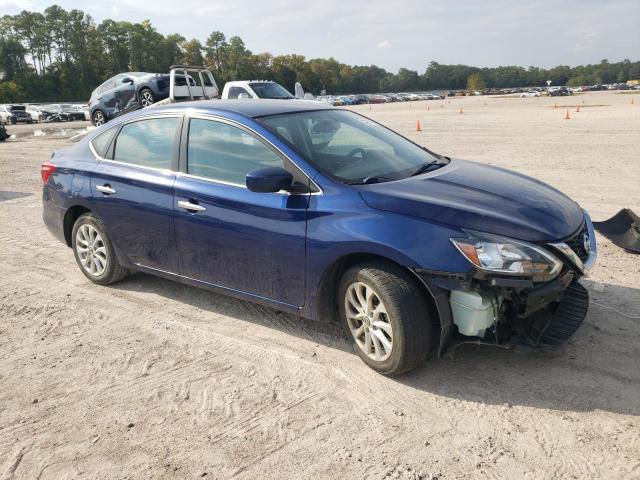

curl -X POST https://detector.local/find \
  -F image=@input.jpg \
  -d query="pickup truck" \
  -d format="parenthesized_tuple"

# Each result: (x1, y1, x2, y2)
(221, 80, 294, 100)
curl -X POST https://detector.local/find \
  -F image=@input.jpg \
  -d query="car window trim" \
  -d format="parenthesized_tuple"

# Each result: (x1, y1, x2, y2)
(89, 113, 184, 174)
(179, 113, 322, 195)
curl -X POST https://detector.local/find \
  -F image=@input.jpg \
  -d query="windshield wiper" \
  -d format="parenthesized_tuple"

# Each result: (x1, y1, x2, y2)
(349, 176, 395, 185)
(409, 161, 441, 177)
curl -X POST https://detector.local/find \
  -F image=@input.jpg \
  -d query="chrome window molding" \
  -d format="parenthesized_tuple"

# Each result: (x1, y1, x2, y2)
(89, 113, 182, 174)
(187, 113, 323, 195)
(88, 110, 324, 195)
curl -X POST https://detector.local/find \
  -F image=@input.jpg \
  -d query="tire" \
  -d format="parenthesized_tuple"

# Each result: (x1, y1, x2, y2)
(10, 117, 16, 125)
(139, 88, 155, 107)
(71, 213, 128, 286)
(92, 110, 106, 127)
(338, 261, 432, 376)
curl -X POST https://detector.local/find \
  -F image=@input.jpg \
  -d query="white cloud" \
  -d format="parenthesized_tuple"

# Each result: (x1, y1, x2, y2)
(377, 40, 391, 49)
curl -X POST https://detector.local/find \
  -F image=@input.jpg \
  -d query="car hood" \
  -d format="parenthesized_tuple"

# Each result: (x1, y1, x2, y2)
(357, 159, 584, 242)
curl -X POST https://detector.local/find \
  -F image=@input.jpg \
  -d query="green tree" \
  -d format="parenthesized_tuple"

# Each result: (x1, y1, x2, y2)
(466, 72, 486, 91)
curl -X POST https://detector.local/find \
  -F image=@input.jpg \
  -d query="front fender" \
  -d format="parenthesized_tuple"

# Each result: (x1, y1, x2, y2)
(303, 185, 472, 320)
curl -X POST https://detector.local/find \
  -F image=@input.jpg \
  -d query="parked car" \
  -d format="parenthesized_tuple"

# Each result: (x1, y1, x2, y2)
(548, 87, 572, 97)
(0, 104, 33, 124)
(26, 104, 44, 122)
(520, 91, 541, 97)
(221, 80, 293, 100)
(42, 100, 597, 376)
(89, 72, 177, 126)
(61, 104, 87, 121)
(39, 104, 72, 122)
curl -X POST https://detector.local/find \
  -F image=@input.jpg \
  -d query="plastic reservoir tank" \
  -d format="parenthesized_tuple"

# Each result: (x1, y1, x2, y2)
(449, 290, 499, 337)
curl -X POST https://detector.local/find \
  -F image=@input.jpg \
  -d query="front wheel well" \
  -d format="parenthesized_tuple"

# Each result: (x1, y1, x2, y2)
(63, 206, 91, 247)
(317, 254, 440, 336)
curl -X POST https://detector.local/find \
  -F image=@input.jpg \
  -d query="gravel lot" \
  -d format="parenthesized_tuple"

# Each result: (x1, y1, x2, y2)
(1, 91, 639, 479)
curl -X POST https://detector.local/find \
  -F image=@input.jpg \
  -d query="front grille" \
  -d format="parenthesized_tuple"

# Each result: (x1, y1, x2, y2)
(565, 224, 589, 262)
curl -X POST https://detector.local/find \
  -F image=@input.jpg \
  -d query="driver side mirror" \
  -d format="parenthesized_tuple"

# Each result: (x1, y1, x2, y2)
(237, 92, 251, 100)
(246, 167, 293, 193)
(121, 77, 133, 84)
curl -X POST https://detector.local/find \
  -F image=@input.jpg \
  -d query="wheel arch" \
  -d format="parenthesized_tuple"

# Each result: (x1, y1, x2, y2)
(315, 253, 442, 349)
(63, 205, 92, 247)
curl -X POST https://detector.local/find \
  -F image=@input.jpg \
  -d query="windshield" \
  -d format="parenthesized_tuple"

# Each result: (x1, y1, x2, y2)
(259, 109, 447, 184)
(249, 82, 293, 99)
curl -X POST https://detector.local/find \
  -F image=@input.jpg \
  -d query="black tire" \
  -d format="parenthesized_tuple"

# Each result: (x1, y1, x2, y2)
(338, 261, 432, 376)
(71, 213, 128, 286)
(92, 110, 106, 127)
(10, 117, 16, 125)
(138, 88, 155, 107)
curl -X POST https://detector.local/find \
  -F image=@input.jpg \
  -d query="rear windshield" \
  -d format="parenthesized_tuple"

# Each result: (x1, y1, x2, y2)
(249, 82, 293, 99)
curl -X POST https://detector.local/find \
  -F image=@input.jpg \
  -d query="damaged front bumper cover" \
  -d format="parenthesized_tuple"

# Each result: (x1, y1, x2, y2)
(414, 211, 597, 356)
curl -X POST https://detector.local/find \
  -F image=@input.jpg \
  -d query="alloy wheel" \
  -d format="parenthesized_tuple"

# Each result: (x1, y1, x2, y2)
(93, 111, 105, 126)
(75, 224, 108, 277)
(345, 282, 393, 361)
(140, 90, 154, 107)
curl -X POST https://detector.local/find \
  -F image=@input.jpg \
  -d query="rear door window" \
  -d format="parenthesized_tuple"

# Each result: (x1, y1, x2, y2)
(91, 127, 117, 158)
(113, 117, 179, 170)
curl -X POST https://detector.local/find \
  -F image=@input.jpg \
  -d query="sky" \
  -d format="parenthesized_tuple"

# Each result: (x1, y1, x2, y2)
(1, 0, 638, 73)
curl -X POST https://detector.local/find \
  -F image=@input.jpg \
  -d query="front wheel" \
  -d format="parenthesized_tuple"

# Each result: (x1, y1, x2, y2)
(339, 261, 432, 376)
(139, 88, 155, 107)
(72, 213, 128, 285)
(92, 110, 106, 126)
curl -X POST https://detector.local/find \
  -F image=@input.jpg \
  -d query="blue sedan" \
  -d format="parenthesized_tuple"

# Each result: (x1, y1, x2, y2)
(42, 100, 597, 375)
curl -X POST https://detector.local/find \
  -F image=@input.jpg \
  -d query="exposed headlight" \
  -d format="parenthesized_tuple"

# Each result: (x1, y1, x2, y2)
(451, 231, 562, 282)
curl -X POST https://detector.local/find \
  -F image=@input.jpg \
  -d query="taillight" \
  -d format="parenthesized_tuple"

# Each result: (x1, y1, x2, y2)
(41, 162, 57, 183)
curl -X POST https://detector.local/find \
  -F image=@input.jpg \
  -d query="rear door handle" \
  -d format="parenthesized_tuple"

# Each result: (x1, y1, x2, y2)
(96, 184, 116, 195)
(177, 200, 206, 212)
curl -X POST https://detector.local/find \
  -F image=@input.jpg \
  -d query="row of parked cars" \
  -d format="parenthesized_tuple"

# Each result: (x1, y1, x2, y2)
(315, 92, 445, 106)
(0, 103, 90, 124)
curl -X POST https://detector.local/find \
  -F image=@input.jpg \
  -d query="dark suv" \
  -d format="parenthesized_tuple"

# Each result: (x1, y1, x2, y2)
(88, 72, 173, 126)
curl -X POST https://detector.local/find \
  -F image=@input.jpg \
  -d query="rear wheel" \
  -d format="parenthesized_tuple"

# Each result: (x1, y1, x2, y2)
(339, 261, 432, 376)
(92, 110, 105, 126)
(139, 88, 155, 107)
(72, 213, 128, 285)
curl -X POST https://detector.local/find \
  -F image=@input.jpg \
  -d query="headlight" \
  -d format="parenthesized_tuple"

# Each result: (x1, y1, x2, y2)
(451, 231, 562, 282)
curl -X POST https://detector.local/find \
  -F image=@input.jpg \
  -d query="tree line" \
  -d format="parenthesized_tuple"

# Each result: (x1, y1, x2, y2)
(0, 5, 638, 103)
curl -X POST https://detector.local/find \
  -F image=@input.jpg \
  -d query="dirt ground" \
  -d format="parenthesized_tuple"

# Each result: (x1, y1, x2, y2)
(0, 91, 639, 479)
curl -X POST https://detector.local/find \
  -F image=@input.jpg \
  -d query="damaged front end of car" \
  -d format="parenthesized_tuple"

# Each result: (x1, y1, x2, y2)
(415, 210, 597, 356)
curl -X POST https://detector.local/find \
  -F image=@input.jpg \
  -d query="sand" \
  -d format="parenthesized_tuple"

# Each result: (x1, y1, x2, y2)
(0, 91, 638, 479)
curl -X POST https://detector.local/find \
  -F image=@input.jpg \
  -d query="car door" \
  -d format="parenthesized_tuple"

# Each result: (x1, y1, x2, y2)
(90, 115, 182, 272)
(98, 78, 118, 117)
(117, 75, 137, 112)
(173, 116, 310, 307)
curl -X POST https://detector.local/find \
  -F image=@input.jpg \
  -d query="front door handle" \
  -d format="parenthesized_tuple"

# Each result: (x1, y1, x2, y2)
(177, 200, 206, 212)
(96, 184, 116, 195)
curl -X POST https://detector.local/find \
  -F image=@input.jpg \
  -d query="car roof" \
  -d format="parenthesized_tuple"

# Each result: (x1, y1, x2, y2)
(154, 99, 334, 118)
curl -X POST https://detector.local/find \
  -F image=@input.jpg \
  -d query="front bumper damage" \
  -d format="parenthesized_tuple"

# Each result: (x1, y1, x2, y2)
(416, 211, 598, 356)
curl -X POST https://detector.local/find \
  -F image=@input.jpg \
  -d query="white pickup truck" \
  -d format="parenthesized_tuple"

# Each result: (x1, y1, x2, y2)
(221, 80, 295, 100)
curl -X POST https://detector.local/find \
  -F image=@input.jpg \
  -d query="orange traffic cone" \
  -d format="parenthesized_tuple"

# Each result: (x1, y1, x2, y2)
(459, 107, 463, 114)
(415, 120, 422, 132)
(576, 105, 581, 112)
(564, 110, 571, 120)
